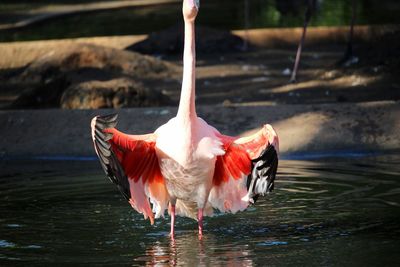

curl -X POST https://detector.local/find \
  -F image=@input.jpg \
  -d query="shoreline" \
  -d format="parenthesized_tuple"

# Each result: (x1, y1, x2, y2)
(1, 101, 399, 158)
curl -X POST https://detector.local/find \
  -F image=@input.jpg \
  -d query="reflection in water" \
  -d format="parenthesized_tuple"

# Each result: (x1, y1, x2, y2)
(1, 156, 400, 265)
(140, 232, 253, 266)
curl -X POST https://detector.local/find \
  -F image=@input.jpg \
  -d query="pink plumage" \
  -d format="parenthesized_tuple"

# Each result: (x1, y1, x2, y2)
(91, 0, 279, 238)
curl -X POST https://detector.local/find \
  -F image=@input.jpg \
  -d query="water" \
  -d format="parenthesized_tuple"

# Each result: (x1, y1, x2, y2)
(1, 155, 400, 266)
(1, 0, 399, 42)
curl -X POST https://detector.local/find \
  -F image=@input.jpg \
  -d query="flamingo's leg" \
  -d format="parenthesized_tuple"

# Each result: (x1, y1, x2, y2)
(170, 204, 176, 239)
(197, 208, 203, 237)
(338, 0, 357, 66)
(290, 0, 315, 83)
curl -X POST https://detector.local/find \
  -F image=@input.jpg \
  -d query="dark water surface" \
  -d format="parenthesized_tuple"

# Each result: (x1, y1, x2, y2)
(1, 155, 400, 266)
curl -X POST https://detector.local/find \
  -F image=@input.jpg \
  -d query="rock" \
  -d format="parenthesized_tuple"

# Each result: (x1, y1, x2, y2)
(20, 43, 176, 81)
(61, 78, 170, 109)
(8, 44, 177, 109)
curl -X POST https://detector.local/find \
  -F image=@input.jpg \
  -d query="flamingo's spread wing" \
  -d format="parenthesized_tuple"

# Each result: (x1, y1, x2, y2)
(209, 124, 279, 213)
(91, 114, 168, 225)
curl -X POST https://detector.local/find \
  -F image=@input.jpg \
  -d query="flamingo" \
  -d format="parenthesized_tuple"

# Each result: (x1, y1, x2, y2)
(287, 0, 358, 82)
(90, 0, 279, 238)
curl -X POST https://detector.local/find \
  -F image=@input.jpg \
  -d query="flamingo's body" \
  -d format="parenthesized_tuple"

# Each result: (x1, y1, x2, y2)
(91, 0, 279, 238)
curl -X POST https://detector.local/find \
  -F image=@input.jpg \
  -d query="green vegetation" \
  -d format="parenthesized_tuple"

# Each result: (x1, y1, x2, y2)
(0, 0, 399, 42)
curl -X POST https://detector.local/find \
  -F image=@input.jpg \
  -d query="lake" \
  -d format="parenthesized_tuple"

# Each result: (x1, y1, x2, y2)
(1, 154, 399, 265)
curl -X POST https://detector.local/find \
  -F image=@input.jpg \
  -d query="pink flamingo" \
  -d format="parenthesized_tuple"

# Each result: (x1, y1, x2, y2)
(91, 0, 279, 238)
(289, 0, 358, 82)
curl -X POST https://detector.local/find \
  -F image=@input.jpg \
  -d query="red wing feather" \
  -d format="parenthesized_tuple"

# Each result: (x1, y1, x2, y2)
(213, 140, 251, 186)
(210, 125, 279, 213)
(92, 115, 168, 224)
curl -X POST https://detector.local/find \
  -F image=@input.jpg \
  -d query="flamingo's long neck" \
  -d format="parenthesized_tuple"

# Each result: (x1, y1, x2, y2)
(177, 16, 197, 123)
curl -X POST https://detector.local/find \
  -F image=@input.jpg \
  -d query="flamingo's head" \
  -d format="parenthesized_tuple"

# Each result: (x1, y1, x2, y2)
(183, 0, 200, 22)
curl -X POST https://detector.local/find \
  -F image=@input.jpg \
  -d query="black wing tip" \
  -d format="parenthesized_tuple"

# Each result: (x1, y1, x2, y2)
(252, 144, 277, 163)
(92, 113, 131, 200)
(246, 144, 278, 204)
(95, 113, 118, 129)
(97, 113, 118, 122)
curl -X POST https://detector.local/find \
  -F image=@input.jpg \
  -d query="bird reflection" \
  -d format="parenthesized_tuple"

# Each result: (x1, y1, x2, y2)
(139, 232, 254, 266)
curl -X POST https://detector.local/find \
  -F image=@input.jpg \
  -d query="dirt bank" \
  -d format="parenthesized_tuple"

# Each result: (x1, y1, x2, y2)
(0, 26, 399, 157)
(0, 101, 399, 158)
(1, 25, 400, 109)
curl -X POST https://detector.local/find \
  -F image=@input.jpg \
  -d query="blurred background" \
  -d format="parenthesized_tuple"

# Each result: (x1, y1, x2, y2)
(1, 0, 400, 41)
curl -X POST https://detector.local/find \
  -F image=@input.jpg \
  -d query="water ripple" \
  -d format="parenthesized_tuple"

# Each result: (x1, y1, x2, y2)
(0, 156, 400, 265)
